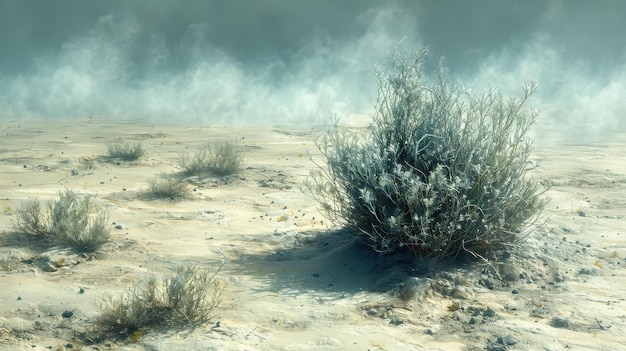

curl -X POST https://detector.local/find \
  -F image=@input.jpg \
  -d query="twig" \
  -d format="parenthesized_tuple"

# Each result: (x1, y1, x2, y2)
(595, 318, 611, 330)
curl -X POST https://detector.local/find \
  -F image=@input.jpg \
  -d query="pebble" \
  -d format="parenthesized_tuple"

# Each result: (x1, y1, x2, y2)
(366, 308, 377, 316)
(61, 311, 73, 319)
(497, 334, 517, 346)
(479, 277, 495, 290)
(389, 316, 403, 326)
(511, 289, 519, 294)
(482, 308, 496, 317)
(551, 317, 569, 328)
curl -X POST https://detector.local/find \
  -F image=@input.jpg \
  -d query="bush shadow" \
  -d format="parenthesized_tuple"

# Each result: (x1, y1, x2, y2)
(226, 228, 483, 301)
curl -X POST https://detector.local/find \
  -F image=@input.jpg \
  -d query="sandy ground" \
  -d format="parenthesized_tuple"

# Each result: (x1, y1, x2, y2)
(0, 119, 625, 351)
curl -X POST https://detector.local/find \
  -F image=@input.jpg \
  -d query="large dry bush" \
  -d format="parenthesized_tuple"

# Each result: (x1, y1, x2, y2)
(306, 48, 545, 259)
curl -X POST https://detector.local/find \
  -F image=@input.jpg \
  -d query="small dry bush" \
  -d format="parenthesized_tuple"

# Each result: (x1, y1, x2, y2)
(145, 175, 190, 200)
(179, 140, 244, 176)
(306, 47, 546, 259)
(107, 139, 145, 161)
(14, 190, 110, 252)
(98, 265, 223, 333)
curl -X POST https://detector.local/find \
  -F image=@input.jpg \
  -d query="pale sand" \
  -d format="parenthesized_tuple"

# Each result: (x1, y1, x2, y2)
(0, 119, 625, 350)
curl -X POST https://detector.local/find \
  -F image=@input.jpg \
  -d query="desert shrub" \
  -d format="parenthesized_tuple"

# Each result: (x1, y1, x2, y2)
(306, 48, 545, 259)
(14, 198, 49, 236)
(107, 139, 145, 161)
(98, 265, 223, 333)
(145, 175, 190, 200)
(179, 140, 244, 176)
(13, 190, 110, 251)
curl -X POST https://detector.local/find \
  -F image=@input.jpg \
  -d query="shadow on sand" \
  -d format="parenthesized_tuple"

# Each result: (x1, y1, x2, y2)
(225, 228, 482, 301)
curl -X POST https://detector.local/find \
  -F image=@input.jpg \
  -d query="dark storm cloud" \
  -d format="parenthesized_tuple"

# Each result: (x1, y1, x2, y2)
(1, 0, 625, 140)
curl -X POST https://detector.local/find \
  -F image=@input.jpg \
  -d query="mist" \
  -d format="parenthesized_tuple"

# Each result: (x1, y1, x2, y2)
(1, 0, 624, 141)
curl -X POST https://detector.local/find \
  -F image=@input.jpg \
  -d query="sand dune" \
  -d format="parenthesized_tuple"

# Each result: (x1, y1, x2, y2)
(1, 119, 624, 350)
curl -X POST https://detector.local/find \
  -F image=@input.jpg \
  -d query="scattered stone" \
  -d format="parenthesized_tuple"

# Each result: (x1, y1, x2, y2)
(61, 311, 73, 319)
(114, 224, 123, 230)
(468, 307, 482, 316)
(79, 288, 85, 294)
(497, 334, 517, 346)
(468, 317, 476, 325)
(486, 343, 507, 351)
(479, 277, 495, 290)
(482, 308, 496, 318)
(70, 170, 78, 176)
(425, 329, 434, 335)
(389, 316, 403, 326)
(511, 289, 519, 294)
(366, 308, 377, 316)
(551, 317, 569, 328)
(17, 296, 22, 301)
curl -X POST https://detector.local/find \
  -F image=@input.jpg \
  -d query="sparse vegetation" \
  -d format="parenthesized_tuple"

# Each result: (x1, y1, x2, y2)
(144, 175, 190, 200)
(306, 47, 545, 259)
(179, 140, 244, 176)
(98, 265, 223, 333)
(13, 190, 110, 252)
(107, 139, 145, 161)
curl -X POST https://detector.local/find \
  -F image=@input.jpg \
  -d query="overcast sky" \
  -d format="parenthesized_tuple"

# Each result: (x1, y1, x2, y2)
(1, 0, 624, 140)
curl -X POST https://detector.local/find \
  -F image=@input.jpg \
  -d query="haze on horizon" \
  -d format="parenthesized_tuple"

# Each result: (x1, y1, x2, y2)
(1, 0, 624, 142)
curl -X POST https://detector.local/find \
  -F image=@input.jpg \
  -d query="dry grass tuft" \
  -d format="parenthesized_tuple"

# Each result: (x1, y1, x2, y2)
(179, 140, 244, 177)
(144, 175, 190, 200)
(13, 190, 110, 252)
(106, 139, 145, 161)
(98, 265, 224, 334)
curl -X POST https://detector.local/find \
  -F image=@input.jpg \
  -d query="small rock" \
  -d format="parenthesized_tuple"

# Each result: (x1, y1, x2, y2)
(425, 329, 434, 335)
(468, 317, 476, 325)
(511, 289, 520, 294)
(486, 343, 507, 351)
(17, 296, 22, 301)
(79, 288, 85, 294)
(389, 316, 403, 326)
(61, 311, 73, 319)
(366, 308, 378, 316)
(70, 170, 79, 176)
(114, 224, 123, 230)
(479, 277, 495, 290)
(497, 334, 517, 346)
(482, 308, 496, 318)
(551, 317, 569, 328)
